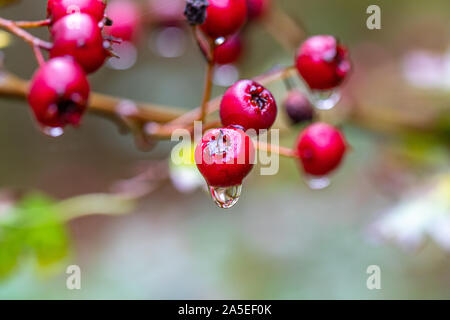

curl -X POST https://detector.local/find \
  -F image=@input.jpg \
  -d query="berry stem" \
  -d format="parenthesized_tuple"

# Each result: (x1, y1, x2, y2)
(0, 17, 52, 51)
(32, 45, 45, 66)
(13, 19, 51, 28)
(199, 57, 214, 125)
(255, 140, 299, 159)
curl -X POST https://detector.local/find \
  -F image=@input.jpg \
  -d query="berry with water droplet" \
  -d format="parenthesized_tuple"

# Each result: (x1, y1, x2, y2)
(195, 127, 255, 187)
(284, 90, 314, 124)
(213, 33, 242, 65)
(220, 80, 277, 132)
(295, 35, 351, 90)
(295, 122, 347, 176)
(104, 0, 141, 42)
(201, 0, 247, 39)
(47, 0, 107, 23)
(27, 57, 90, 129)
(50, 13, 108, 73)
(246, 0, 270, 21)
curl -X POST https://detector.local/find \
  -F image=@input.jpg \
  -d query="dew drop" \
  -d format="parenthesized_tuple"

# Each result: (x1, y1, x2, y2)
(41, 126, 64, 137)
(304, 175, 331, 190)
(310, 89, 341, 110)
(209, 184, 242, 209)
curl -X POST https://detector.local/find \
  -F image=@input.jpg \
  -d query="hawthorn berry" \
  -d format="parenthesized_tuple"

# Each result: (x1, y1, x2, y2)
(50, 13, 108, 74)
(295, 122, 347, 176)
(195, 127, 255, 187)
(47, 0, 107, 23)
(104, 0, 142, 43)
(284, 90, 314, 125)
(295, 35, 351, 90)
(201, 0, 247, 39)
(246, 0, 270, 21)
(213, 34, 243, 65)
(220, 80, 277, 132)
(27, 57, 90, 128)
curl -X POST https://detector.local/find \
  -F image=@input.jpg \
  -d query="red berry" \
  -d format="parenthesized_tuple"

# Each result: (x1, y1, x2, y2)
(246, 0, 270, 20)
(220, 80, 277, 132)
(213, 34, 243, 65)
(47, 0, 107, 23)
(284, 90, 314, 125)
(201, 0, 247, 39)
(295, 35, 351, 90)
(195, 127, 255, 187)
(50, 13, 108, 74)
(27, 57, 90, 128)
(104, 0, 141, 42)
(295, 122, 347, 176)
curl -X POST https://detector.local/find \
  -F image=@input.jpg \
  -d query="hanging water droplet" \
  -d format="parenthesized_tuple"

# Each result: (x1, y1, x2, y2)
(310, 89, 341, 110)
(304, 175, 331, 190)
(41, 126, 64, 137)
(209, 184, 242, 209)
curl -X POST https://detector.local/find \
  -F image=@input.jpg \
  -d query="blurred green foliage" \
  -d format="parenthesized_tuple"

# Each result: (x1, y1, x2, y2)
(0, 193, 69, 279)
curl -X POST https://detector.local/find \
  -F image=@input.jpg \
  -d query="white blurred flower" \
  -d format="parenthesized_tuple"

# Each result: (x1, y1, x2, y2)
(402, 48, 450, 90)
(369, 174, 450, 251)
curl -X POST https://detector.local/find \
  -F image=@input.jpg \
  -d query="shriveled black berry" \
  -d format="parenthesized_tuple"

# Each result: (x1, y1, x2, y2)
(284, 90, 314, 124)
(184, 0, 209, 26)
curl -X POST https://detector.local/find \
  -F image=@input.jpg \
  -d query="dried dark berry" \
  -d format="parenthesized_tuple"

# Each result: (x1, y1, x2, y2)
(184, 0, 209, 26)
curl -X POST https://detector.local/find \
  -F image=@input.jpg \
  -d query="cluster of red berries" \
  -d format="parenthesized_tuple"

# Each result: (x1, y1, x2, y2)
(28, 0, 143, 131)
(193, 1, 351, 196)
(27, 0, 108, 130)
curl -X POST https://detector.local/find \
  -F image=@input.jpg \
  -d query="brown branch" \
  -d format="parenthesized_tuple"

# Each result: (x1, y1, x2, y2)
(0, 17, 52, 50)
(13, 19, 51, 28)
(0, 70, 184, 123)
(255, 140, 298, 158)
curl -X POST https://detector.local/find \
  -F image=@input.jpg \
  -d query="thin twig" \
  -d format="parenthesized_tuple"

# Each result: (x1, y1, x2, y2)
(0, 17, 52, 50)
(255, 140, 298, 158)
(13, 19, 51, 28)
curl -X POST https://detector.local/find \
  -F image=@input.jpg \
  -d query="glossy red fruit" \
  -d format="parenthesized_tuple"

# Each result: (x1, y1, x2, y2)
(195, 127, 255, 187)
(213, 34, 242, 65)
(246, 0, 270, 20)
(50, 13, 108, 74)
(47, 0, 107, 23)
(295, 122, 347, 176)
(284, 90, 314, 125)
(28, 57, 90, 128)
(104, 0, 142, 42)
(220, 80, 277, 132)
(295, 35, 351, 90)
(201, 0, 247, 39)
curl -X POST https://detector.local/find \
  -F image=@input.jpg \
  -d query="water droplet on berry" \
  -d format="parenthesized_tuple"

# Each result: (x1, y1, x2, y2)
(209, 184, 242, 209)
(303, 175, 331, 190)
(215, 37, 226, 46)
(41, 126, 64, 137)
(310, 89, 341, 110)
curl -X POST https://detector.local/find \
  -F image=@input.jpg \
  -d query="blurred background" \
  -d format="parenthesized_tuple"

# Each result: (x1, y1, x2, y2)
(0, 0, 449, 299)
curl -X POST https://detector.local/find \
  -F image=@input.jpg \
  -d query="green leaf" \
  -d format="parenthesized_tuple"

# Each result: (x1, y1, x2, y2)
(0, 193, 69, 279)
